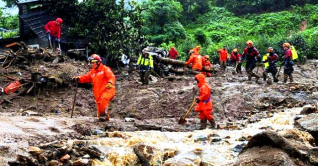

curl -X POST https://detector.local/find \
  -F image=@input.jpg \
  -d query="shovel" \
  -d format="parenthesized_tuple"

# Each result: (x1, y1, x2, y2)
(47, 34, 53, 53)
(178, 97, 196, 124)
(71, 81, 78, 118)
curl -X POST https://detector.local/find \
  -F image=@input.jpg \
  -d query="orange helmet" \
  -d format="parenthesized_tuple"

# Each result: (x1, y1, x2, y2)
(56, 18, 63, 24)
(283, 43, 290, 48)
(88, 54, 101, 62)
(267, 47, 273, 52)
(246, 40, 253, 45)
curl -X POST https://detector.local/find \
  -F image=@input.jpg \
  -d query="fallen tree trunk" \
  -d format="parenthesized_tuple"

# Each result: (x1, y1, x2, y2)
(154, 56, 215, 73)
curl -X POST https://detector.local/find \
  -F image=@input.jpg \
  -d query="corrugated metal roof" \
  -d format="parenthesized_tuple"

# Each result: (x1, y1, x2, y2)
(16, 0, 40, 5)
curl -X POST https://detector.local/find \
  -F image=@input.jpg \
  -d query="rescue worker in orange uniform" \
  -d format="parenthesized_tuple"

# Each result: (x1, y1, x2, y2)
(185, 46, 203, 71)
(282, 43, 294, 83)
(73, 54, 116, 121)
(195, 74, 216, 129)
(168, 47, 179, 59)
(201, 55, 212, 77)
(231, 48, 242, 74)
(218, 46, 228, 71)
(241, 40, 261, 82)
(44, 18, 63, 50)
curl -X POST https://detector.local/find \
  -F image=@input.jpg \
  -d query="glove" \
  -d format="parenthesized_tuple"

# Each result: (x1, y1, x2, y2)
(57, 39, 60, 43)
(195, 98, 200, 103)
(106, 83, 113, 89)
(72, 76, 79, 82)
(46, 30, 50, 34)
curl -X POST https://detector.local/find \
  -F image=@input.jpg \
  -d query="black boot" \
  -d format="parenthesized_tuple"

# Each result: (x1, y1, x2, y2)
(255, 75, 260, 83)
(283, 75, 288, 83)
(209, 118, 216, 128)
(273, 76, 279, 82)
(200, 119, 207, 130)
(263, 72, 267, 81)
(289, 75, 293, 83)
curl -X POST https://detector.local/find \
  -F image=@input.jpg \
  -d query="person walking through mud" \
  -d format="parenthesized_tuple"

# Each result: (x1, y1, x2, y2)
(241, 40, 262, 83)
(201, 55, 213, 77)
(218, 46, 228, 71)
(73, 54, 116, 122)
(44, 18, 63, 50)
(137, 51, 154, 85)
(185, 46, 203, 72)
(262, 47, 279, 82)
(231, 48, 242, 74)
(194, 73, 216, 129)
(282, 42, 294, 83)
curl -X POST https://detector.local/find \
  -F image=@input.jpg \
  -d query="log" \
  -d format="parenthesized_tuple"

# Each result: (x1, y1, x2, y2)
(154, 56, 215, 73)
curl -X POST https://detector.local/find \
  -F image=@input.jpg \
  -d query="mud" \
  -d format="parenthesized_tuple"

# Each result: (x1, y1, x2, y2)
(0, 57, 318, 165)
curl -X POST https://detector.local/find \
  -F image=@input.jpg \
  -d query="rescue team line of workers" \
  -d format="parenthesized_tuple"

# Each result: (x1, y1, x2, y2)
(71, 40, 294, 130)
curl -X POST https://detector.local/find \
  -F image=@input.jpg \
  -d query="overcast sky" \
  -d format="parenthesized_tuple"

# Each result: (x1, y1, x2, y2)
(0, 0, 19, 16)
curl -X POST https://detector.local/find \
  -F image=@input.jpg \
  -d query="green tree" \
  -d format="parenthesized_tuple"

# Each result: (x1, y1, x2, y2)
(141, 0, 185, 45)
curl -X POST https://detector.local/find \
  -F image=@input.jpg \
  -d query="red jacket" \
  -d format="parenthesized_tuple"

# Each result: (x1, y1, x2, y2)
(78, 64, 116, 101)
(195, 74, 212, 111)
(169, 47, 179, 59)
(230, 52, 241, 62)
(219, 49, 228, 61)
(44, 21, 61, 39)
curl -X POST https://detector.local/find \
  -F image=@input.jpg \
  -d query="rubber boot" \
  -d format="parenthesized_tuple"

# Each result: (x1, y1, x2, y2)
(200, 119, 207, 130)
(289, 75, 293, 83)
(273, 76, 279, 82)
(283, 75, 288, 83)
(247, 76, 251, 81)
(263, 72, 267, 81)
(209, 118, 216, 129)
(254, 74, 260, 83)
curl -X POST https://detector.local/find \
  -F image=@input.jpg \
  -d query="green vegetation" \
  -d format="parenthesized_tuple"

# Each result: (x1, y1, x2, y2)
(0, 7, 19, 39)
(1, 0, 318, 63)
(140, 2, 318, 63)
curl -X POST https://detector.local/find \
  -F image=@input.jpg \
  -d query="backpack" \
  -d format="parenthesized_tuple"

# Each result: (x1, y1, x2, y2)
(290, 46, 298, 60)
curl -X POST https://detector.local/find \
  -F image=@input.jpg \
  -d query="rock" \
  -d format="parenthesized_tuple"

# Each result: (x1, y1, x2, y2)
(92, 129, 104, 135)
(211, 137, 221, 142)
(124, 118, 135, 122)
(133, 144, 157, 166)
(28, 146, 42, 155)
(73, 159, 89, 166)
(237, 130, 316, 165)
(295, 114, 318, 145)
(194, 135, 207, 142)
(48, 160, 59, 166)
(300, 104, 317, 115)
(82, 154, 90, 159)
(60, 154, 70, 162)
(233, 143, 246, 153)
(309, 147, 318, 165)
(22, 110, 43, 116)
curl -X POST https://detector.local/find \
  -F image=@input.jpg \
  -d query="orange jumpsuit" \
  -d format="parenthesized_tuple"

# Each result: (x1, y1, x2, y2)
(201, 57, 212, 77)
(78, 64, 116, 119)
(185, 46, 203, 71)
(195, 74, 213, 121)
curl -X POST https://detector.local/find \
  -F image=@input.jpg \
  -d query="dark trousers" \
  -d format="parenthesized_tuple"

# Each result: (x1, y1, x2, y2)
(140, 70, 150, 84)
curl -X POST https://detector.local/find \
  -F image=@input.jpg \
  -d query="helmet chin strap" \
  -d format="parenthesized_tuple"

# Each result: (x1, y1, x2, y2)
(95, 62, 101, 70)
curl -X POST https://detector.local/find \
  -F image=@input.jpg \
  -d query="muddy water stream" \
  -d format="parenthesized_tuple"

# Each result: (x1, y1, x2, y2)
(71, 108, 300, 165)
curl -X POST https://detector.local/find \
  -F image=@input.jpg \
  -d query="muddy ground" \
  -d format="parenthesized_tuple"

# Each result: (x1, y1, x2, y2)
(0, 57, 318, 165)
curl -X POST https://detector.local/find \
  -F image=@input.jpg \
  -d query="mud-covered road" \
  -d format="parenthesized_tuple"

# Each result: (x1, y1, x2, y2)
(0, 58, 318, 165)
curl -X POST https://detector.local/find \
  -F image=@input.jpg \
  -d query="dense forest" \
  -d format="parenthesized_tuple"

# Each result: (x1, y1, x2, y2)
(1, 0, 318, 63)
